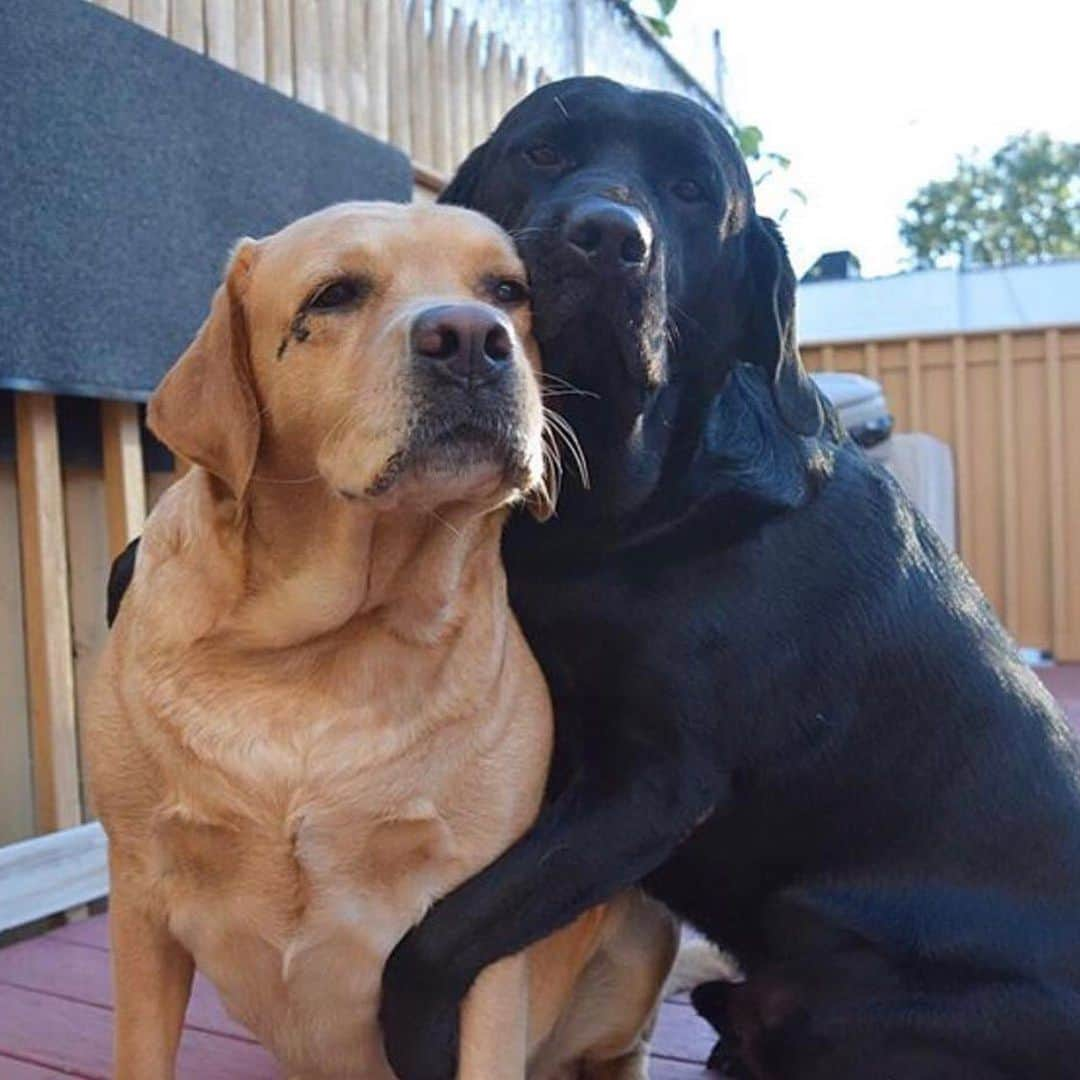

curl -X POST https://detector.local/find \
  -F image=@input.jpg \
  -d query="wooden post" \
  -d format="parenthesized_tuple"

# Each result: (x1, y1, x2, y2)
(14, 394, 81, 834)
(101, 401, 147, 561)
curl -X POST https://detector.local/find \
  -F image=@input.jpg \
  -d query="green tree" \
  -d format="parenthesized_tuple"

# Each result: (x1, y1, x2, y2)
(900, 132, 1080, 268)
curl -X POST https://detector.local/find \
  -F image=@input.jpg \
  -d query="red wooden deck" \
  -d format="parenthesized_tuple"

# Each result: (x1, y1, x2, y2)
(0, 912, 715, 1078)
(2, 667, 1077, 1079)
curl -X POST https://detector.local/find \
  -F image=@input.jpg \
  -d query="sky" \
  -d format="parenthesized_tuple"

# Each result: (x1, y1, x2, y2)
(662, 0, 1080, 278)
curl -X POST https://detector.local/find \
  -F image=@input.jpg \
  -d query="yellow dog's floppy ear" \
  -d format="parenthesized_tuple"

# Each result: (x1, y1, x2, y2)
(148, 240, 260, 501)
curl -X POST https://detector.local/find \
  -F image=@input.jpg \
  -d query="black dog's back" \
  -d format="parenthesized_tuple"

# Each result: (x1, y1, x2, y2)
(633, 443, 1080, 1075)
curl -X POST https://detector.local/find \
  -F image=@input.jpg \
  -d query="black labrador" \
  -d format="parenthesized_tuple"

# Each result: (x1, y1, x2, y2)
(375, 78, 1080, 1078)
(107, 78, 1080, 1078)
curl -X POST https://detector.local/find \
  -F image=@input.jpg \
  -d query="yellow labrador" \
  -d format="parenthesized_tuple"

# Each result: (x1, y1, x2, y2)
(87, 202, 676, 1080)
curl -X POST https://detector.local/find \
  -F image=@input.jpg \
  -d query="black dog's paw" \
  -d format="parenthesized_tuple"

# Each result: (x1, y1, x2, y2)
(380, 936, 460, 1080)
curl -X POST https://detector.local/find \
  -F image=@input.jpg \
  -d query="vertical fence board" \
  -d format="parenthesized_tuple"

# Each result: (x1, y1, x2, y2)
(447, 9, 468, 166)
(821, 345, 835, 372)
(62, 467, 110, 819)
(466, 21, 483, 150)
(131, 0, 168, 33)
(292, 0, 325, 109)
(204, 0, 237, 67)
(14, 395, 81, 834)
(428, 0, 451, 173)
(0, 462, 34, 846)
(997, 333, 1019, 634)
(345, 0, 370, 132)
(319, 0, 349, 121)
(967, 337, 1005, 615)
(482, 31, 500, 138)
(864, 341, 879, 382)
(1046, 330, 1068, 657)
(170, 0, 205, 51)
(264, 0, 294, 95)
(512, 56, 528, 109)
(366, 0, 390, 140)
(951, 336, 971, 564)
(407, 0, 433, 166)
(387, 0, 411, 151)
(235, 0, 267, 81)
(498, 42, 513, 118)
(1014, 345, 1051, 650)
(101, 401, 147, 560)
(906, 339, 922, 431)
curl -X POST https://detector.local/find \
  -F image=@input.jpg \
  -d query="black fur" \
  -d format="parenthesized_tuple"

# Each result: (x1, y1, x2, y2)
(377, 77, 1080, 1079)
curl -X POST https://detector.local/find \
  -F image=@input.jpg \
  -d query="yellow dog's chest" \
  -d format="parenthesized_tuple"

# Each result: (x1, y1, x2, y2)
(154, 769, 471, 1077)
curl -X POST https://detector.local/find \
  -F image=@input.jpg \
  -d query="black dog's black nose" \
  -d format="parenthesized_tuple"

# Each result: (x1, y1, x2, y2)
(564, 198, 653, 269)
(411, 303, 513, 388)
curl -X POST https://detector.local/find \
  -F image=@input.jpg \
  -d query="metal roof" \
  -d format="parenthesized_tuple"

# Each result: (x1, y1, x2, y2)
(796, 258, 1080, 345)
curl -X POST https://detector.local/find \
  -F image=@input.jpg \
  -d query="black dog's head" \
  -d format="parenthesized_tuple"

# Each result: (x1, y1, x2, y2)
(441, 77, 825, 527)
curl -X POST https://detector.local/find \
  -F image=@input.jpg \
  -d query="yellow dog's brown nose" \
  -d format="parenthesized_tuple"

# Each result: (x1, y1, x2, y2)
(411, 304, 513, 388)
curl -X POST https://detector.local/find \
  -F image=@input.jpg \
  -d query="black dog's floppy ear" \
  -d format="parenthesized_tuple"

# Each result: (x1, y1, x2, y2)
(743, 216, 824, 437)
(106, 536, 141, 627)
(438, 140, 489, 207)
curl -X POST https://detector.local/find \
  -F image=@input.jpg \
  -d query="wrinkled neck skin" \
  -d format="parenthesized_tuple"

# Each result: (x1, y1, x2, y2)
(163, 470, 507, 653)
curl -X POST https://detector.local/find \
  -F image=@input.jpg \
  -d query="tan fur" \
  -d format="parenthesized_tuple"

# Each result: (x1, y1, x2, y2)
(87, 202, 675, 1080)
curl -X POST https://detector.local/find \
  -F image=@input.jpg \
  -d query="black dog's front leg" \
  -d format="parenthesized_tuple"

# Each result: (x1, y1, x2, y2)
(380, 764, 718, 1080)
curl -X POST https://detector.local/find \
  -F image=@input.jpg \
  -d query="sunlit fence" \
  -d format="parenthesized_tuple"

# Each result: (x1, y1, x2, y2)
(802, 327, 1080, 662)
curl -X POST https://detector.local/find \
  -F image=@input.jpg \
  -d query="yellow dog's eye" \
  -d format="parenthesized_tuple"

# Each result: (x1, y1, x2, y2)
(309, 278, 363, 310)
(493, 279, 529, 305)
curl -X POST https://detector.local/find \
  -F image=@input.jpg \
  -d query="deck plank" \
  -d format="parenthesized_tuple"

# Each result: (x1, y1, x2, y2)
(0, 1053, 91, 1079)
(0, 934, 253, 1042)
(0, 984, 279, 1079)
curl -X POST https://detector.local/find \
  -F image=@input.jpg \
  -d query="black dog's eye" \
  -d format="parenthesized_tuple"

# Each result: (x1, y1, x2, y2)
(308, 278, 364, 310)
(492, 279, 529, 305)
(671, 179, 705, 203)
(524, 143, 564, 169)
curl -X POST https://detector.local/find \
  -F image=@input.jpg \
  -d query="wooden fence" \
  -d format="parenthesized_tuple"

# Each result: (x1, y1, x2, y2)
(802, 327, 1080, 663)
(90, 0, 548, 184)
